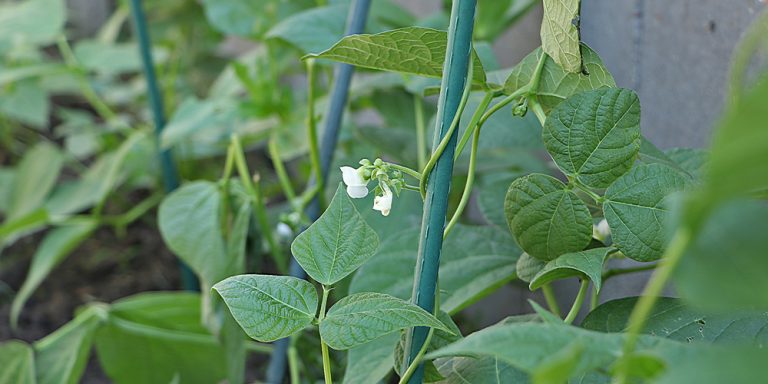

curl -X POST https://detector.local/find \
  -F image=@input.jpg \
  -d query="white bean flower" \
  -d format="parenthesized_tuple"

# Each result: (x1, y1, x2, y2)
(373, 183, 393, 216)
(593, 219, 611, 241)
(340, 166, 369, 198)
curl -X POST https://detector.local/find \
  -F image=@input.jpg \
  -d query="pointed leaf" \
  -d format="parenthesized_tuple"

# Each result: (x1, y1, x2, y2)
(213, 274, 318, 342)
(543, 87, 641, 188)
(35, 306, 103, 384)
(603, 163, 689, 261)
(541, 0, 581, 72)
(11, 219, 97, 328)
(320, 292, 449, 350)
(0, 341, 35, 384)
(292, 184, 379, 285)
(504, 45, 614, 113)
(530, 247, 612, 292)
(306, 27, 486, 85)
(7, 142, 63, 221)
(504, 174, 592, 261)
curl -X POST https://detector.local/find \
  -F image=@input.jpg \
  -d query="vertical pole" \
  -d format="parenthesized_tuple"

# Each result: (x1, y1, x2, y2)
(403, 1, 476, 383)
(265, 1, 372, 382)
(129, 0, 198, 291)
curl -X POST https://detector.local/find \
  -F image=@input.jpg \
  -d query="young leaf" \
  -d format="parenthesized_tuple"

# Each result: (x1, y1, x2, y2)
(675, 200, 768, 311)
(529, 247, 612, 292)
(543, 87, 641, 188)
(320, 292, 449, 350)
(10, 219, 97, 328)
(212, 274, 318, 342)
(6, 142, 63, 221)
(504, 174, 592, 261)
(516, 252, 546, 283)
(35, 306, 103, 384)
(0, 340, 35, 384)
(540, 0, 582, 73)
(504, 45, 614, 113)
(291, 184, 379, 286)
(306, 27, 487, 85)
(582, 297, 768, 345)
(603, 163, 689, 261)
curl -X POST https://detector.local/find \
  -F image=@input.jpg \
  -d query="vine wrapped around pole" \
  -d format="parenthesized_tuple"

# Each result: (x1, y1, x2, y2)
(402, 1, 477, 383)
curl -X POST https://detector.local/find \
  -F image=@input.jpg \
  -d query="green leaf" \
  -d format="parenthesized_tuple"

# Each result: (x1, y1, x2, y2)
(342, 333, 399, 384)
(515, 252, 546, 283)
(0, 208, 48, 249)
(73, 40, 166, 75)
(583, 297, 768, 345)
(475, 0, 538, 42)
(543, 87, 641, 188)
(158, 181, 229, 286)
(0, 340, 35, 384)
(213, 274, 318, 342)
(603, 163, 690, 261)
(435, 356, 527, 384)
(350, 225, 520, 314)
(10, 219, 97, 328)
(531, 342, 584, 384)
(655, 346, 768, 384)
(675, 200, 768, 311)
(7, 142, 63, 221)
(665, 148, 708, 180)
(540, 0, 582, 73)
(306, 27, 487, 85)
(320, 292, 449, 350)
(0, 0, 66, 49)
(530, 247, 612, 292)
(161, 97, 240, 150)
(394, 311, 462, 381)
(0, 80, 49, 127)
(200, 0, 299, 37)
(0, 168, 14, 214)
(95, 294, 229, 384)
(637, 136, 690, 175)
(504, 45, 614, 113)
(35, 306, 103, 384)
(266, 4, 346, 53)
(291, 184, 379, 285)
(504, 174, 592, 261)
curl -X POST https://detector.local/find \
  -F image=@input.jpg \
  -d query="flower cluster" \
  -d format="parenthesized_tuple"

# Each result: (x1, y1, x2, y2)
(340, 158, 405, 216)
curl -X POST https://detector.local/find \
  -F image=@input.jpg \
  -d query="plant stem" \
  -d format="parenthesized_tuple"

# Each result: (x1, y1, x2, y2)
(602, 263, 659, 281)
(306, 59, 323, 205)
(475, 86, 529, 129)
(268, 137, 297, 202)
(444, 121, 480, 237)
(398, 328, 435, 384)
(419, 60, 474, 199)
(564, 279, 589, 324)
(318, 286, 333, 384)
(615, 229, 692, 384)
(56, 37, 118, 123)
(388, 163, 423, 180)
(414, 95, 427, 170)
(231, 135, 287, 273)
(571, 178, 604, 204)
(541, 284, 562, 317)
(590, 284, 599, 311)
(530, 99, 547, 126)
(529, 50, 548, 92)
(454, 91, 493, 160)
(288, 336, 301, 384)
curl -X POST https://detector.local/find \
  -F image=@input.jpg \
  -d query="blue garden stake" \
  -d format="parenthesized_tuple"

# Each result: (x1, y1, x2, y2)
(265, 1, 372, 382)
(129, 0, 198, 291)
(402, 1, 477, 383)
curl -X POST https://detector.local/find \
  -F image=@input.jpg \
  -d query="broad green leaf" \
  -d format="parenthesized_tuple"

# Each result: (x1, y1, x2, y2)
(603, 163, 689, 261)
(0, 340, 35, 384)
(515, 252, 546, 283)
(583, 297, 768, 345)
(0, 208, 48, 249)
(394, 311, 462, 381)
(95, 296, 228, 384)
(543, 87, 641, 188)
(160, 97, 240, 150)
(540, 0, 582, 73)
(342, 333, 399, 384)
(213, 274, 318, 342)
(267, 4, 347, 53)
(504, 45, 614, 113)
(504, 174, 592, 261)
(675, 200, 768, 311)
(74, 40, 166, 75)
(350, 225, 520, 314)
(0, 0, 65, 49)
(435, 356, 527, 384)
(0, 80, 49, 127)
(7, 142, 63, 221)
(475, 0, 538, 41)
(320, 292, 449, 350)
(665, 148, 708, 180)
(531, 342, 584, 384)
(530, 247, 612, 292)
(158, 181, 229, 286)
(200, 0, 300, 37)
(10, 219, 97, 328)
(637, 136, 690, 176)
(307, 27, 487, 85)
(35, 306, 103, 384)
(292, 184, 379, 285)
(656, 347, 768, 384)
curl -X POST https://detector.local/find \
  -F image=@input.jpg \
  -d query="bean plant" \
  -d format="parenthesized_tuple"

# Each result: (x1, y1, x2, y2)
(2, 0, 768, 383)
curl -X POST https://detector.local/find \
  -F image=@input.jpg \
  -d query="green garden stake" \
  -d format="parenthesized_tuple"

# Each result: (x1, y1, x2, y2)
(129, 0, 197, 291)
(402, 1, 477, 383)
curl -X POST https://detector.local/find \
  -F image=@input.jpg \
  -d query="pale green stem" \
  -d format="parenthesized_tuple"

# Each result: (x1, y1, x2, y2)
(319, 285, 333, 384)
(614, 229, 692, 384)
(602, 263, 659, 281)
(398, 328, 435, 384)
(388, 163, 423, 180)
(414, 95, 427, 170)
(454, 91, 494, 161)
(56, 36, 118, 123)
(541, 284, 561, 317)
(444, 121, 480, 237)
(268, 137, 297, 202)
(288, 335, 301, 384)
(306, 59, 323, 204)
(590, 284, 599, 311)
(530, 99, 547, 126)
(564, 279, 589, 324)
